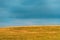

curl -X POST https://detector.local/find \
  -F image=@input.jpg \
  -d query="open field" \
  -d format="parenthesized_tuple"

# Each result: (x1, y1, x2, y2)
(0, 26, 60, 40)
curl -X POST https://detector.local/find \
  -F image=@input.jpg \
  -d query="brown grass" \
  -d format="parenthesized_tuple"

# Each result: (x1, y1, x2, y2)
(0, 26, 60, 40)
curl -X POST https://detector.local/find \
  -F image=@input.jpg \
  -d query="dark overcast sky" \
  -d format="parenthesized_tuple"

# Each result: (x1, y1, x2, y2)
(0, 0, 60, 26)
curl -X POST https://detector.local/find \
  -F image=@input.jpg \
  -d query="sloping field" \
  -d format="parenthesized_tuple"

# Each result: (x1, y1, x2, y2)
(0, 26, 60, 40)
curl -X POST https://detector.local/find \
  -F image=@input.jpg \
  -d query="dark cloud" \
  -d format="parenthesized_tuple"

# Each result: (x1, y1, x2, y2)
(0, 0, 60, 19)
(0, 0, 60, 26)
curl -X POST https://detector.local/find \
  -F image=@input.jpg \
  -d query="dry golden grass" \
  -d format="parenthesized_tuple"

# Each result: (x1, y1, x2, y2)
(0, 26, 60, 40)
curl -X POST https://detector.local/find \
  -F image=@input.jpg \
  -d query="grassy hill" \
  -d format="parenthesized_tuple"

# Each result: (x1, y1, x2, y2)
(0, 26, 60, 40)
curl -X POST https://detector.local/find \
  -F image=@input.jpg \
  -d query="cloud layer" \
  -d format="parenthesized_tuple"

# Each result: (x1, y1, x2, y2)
(0, 0, 60, 26)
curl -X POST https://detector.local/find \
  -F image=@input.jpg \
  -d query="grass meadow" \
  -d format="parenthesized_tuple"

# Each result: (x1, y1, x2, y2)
(0, 26, 60, 40)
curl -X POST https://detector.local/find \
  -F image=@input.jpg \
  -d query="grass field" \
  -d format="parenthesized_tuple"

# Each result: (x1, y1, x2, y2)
(0, 26, 60, 40)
